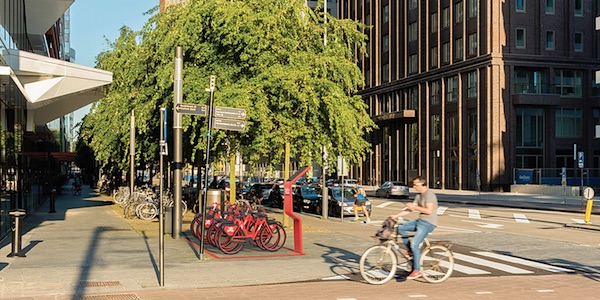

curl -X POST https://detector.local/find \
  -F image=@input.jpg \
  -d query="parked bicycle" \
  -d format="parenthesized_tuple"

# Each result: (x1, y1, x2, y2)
(71, 182, 82, 195)
(359, 221, 454, 284)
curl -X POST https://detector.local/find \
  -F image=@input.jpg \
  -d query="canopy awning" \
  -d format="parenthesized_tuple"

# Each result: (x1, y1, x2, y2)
(2, 49, 112, 125)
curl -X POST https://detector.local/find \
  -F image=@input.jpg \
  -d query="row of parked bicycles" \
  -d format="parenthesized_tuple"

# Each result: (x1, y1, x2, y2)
(112, 186, 187, 220)
(189, 200, 286, 255)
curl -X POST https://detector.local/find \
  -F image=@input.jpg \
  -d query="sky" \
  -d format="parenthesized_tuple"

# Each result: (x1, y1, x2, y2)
(69, 0, 157, 122)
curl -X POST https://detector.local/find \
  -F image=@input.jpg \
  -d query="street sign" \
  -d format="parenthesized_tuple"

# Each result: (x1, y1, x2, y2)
(175, 103, 207, 116)
(578, 151, 584, 168)
(214, 106, 246, 119)
(583, 187, 595, 199)
(213, 118, 246, 131)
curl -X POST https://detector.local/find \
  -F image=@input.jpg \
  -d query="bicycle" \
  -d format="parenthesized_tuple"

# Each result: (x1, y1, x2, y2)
(71, 183, 82, 195)
(359, 222, 454, 285)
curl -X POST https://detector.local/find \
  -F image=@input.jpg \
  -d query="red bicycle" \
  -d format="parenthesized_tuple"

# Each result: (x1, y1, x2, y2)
(215, 210, 286, 254)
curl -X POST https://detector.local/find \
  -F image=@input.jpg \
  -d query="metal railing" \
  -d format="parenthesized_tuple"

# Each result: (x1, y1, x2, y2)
(513, 168, 600, 187)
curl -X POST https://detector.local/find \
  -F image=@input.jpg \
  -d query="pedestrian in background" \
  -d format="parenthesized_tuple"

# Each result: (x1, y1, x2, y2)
(353, 185, 370, 223)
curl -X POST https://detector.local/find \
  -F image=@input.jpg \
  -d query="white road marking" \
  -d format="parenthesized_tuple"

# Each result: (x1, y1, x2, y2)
(451, 252, 533, 274)
(322, 275, 349, 280)
(572, 219, 586, 224)
(513, 213, 530, 223)
(407, 295, 428, 298)
(468, 209, 481, 219)
(471, 251, 571, 272)
(537, 290, 555, 293)
(437, 206, 448, 215)
(462, 220, 503, 229)
(376, 201, 395, 208)
(475, 292, 494, 295)
(435, 225, 481, 233)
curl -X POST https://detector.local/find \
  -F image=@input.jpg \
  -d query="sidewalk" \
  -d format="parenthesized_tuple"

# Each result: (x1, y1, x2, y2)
(0, 182, 599, 299)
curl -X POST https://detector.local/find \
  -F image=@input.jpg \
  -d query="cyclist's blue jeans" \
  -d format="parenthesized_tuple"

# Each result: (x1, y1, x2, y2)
(397, 219, 436, 271)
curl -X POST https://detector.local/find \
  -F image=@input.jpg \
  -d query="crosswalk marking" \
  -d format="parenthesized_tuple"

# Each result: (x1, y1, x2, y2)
(437, 206, 448, 215)
(471, 251, 572, 273)
(450, 252, 534, 274)
(513, 213, 530, 223)
(468, 209, 481, 219)
(376, 201, 395, 208)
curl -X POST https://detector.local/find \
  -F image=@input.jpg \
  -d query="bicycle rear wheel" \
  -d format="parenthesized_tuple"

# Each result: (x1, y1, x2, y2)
(137, 202, 158, 220)
(420, 245, 454, 283)
(359, 245, 397, 284)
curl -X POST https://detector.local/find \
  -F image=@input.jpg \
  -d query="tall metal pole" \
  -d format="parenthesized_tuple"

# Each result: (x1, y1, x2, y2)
(130, 110, 135, 203)
(172, 46, 183, 239)
(321, 0, 328, 219)
(158, 108, 166, 286)
(200, 75, 216, 260)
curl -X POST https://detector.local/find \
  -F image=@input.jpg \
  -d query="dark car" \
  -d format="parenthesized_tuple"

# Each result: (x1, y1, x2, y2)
(293, 185, 322, 213)
(375, 181, 410, 198)
(246, 183, 282, 207)
(315, 187, 372, 218)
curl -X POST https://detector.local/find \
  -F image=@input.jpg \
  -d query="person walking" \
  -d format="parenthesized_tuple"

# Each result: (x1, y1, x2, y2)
(352, 185, 370, 223)
(389, 176, 438, 280)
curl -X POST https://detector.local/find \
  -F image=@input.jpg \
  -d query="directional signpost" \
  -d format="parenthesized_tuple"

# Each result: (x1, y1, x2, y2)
(175, 103, 207, 116)
(213, 118, 247, 131)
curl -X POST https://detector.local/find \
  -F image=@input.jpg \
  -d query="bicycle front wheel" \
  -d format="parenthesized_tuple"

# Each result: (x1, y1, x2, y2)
(420, 245, 454, 283)
(359, 245, 397, 285)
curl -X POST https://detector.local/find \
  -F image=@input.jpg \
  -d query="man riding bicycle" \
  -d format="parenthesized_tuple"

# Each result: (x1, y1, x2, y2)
(389, 176, 438, 280)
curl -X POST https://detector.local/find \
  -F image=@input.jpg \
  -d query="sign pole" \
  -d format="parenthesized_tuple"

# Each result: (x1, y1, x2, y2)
(200, 75, 216, 260)
(172, 46, 183, 239)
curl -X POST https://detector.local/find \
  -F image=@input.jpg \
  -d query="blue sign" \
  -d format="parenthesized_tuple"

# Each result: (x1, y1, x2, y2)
(516, 169, 534, 184)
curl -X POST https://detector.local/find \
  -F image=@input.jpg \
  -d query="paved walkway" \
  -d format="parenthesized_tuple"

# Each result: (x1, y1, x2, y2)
(0, 182, 599, 299)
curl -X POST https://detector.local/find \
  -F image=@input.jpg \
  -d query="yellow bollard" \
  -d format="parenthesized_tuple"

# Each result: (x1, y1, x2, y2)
(584, 199, 594, 223)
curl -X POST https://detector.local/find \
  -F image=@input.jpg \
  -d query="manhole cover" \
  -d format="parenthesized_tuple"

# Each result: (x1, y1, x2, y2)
(81, 294, 140, 300)
(79, 281, 121, 287)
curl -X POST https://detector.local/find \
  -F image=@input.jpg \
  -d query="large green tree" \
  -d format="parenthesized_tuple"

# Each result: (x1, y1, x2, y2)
(81, 0, 375, 173)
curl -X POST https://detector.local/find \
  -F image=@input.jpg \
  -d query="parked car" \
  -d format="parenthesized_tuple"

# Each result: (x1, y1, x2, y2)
(316, 186, 372, 218)
(375, 181, 410, 198)
(293, 185, 322, 213)
(246, 183, 276, 206)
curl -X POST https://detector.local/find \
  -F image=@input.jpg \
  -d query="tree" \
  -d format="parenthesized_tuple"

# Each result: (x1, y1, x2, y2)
(80, 0, 375, 173)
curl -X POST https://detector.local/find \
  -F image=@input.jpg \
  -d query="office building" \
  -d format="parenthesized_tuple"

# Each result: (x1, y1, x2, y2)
(338, 0, 600, 191)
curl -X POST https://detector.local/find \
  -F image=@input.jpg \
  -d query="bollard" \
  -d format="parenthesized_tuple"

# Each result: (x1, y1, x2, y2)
(7, 209, 27, 257)
(49, 189, 56, 213)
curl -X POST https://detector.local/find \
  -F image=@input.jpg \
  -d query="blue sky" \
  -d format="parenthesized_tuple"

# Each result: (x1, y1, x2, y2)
(69, 0, 157, 121)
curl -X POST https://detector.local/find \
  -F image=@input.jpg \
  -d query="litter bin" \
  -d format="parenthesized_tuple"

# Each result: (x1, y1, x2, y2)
(7, 209, 27, 257)
(206, 189, 223, 210)
(164, 206, 172, 235)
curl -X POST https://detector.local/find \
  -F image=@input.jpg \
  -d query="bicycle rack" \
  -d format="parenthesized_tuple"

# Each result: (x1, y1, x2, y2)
(283, 166, 310, 255)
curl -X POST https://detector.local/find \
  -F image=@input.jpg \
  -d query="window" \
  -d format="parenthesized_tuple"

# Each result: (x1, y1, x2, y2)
(545, 0, 555, 14)
(430, 80, 441, 106)
(468, 0, 478, 18)
(383, 4, 389, 23)
(515, 68, 547, 94)
(516, 28, 526, 48)
(431, 46, 438, 68)
(442, 42, 450, 64)
(574, 0, 583, 16)
(574, 32, 583, 52)
(409, 0, 418, 10)
(382, 63, 389, 82)
(546, 31, 555, 50)
(383, 34, 389, 53)
(516, 0, 525, 12)
(409, 54, 418, 74)
(446, 75, 458, 102)
(409, 22, 418, 42)
(555, 108, 582, 137)
(467, 71, 477, 98)
(516, 108, 544, 168)
(442, 7, 450, 28)
(455, 1, 463, 24)
(468, 33, 477, 56)
(455, 37, 463, 60)
(555, 70, 582, 97)
(431, 12, 438, 33)
(408, 86, 418, 109)
(431, 115, 441, 141)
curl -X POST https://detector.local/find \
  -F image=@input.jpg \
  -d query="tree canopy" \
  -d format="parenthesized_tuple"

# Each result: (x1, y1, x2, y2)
(79, 0, 375, 174)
